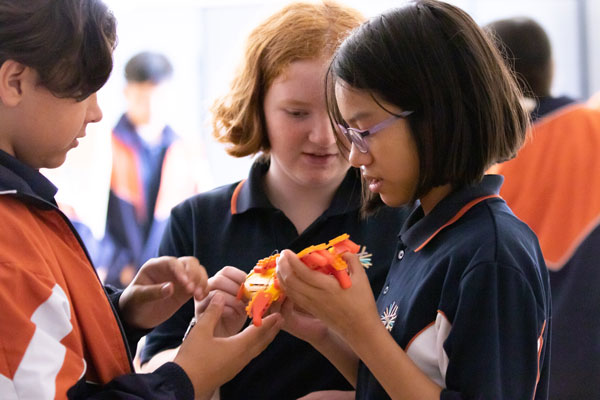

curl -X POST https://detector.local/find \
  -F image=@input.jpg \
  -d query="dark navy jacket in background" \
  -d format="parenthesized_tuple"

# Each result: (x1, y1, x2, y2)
(99, 115, 173, 287)
(532, 94, 576, 122)
(357, 175, 551, 400)
(142, 160, 410, 400)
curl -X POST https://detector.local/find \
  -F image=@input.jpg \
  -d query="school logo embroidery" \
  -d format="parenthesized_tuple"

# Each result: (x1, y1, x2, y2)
(381, 301, 398, 332)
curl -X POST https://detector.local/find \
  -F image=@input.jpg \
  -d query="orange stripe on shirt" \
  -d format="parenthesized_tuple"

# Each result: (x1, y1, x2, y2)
(414, 195, 500, 252)
(532, 320, 547, 400)
(230, 180, 246, 215)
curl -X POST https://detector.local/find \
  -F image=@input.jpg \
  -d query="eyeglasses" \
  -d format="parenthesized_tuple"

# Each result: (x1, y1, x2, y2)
(337, 110, 413, 153)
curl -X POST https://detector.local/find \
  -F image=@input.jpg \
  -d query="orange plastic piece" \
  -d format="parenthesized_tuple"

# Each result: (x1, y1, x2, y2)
(238, 234, 360, 326)
(247, 292, 273, 327)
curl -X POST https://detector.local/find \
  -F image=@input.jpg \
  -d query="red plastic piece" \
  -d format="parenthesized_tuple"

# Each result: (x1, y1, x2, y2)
(248, 292, 273, 327)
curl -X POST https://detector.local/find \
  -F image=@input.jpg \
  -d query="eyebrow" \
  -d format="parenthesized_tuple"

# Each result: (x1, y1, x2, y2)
(280, 99, 311, 107)
(344, 111, 373, 125)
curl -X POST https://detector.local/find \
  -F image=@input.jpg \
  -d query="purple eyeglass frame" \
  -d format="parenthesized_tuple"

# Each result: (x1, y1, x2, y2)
(337, 110, 413, 153)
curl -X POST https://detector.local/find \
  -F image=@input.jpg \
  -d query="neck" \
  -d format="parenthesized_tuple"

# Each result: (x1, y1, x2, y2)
(264, 168, 345, 235)
(420, 183, 453, 215)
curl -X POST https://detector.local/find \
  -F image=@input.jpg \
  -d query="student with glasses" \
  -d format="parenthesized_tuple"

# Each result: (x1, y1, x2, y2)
(276, 1, 551, 399)
(139, 2, 410, 399)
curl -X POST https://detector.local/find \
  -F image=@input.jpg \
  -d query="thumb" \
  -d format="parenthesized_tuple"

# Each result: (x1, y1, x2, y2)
(132, 282, 174, 303)
(196, 293, 225, 329)
(236, 313, 282, 359)
(341, 252, 363, 275)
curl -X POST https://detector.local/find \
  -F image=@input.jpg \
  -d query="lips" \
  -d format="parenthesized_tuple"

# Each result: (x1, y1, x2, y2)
(362, 172, 383, 192)
(305, 151, 337, 157)
(303, 152, 338, 165)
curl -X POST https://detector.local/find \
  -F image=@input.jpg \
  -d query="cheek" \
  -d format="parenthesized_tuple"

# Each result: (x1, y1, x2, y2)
(266, 118, 306, 151)
(381, 135, 420, 180)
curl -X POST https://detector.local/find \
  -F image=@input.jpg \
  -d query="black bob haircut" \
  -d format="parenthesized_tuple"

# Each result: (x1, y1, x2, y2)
(326, 0, 528, 213)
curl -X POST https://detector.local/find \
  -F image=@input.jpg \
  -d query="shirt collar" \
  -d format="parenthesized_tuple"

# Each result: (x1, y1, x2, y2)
(0, 149, 58, 204)
(232, 160, 273, 214)
(400, 175, 503, 251)
(232, 160, 362, 216)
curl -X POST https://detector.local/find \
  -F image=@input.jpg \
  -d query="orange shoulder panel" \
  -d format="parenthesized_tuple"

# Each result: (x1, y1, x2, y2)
(494, 105, 600, 269)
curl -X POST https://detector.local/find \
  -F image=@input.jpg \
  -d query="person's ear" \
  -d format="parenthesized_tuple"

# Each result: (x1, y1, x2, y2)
(0, 60, 28, 107)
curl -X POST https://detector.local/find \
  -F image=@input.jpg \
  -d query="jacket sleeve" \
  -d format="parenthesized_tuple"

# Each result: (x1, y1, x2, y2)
(67, 362, 194, 399)
(440, 262, 548, 400)
(104, 285, 152, 356)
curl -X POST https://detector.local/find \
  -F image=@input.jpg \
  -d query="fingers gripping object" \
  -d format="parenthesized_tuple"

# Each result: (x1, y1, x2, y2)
(236, 234, 371, 326)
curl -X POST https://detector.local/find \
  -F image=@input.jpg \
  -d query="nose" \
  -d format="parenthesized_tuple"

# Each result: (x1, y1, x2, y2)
(348, 142, 372, 168)
(86, 93, 103, 123)
(308, 113, 336, 147)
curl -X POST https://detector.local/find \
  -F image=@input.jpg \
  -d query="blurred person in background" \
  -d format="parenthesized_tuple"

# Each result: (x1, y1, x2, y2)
(485, 17, 576, 122)
(97, 51, 212, 287)
(488, 16, 600, 400)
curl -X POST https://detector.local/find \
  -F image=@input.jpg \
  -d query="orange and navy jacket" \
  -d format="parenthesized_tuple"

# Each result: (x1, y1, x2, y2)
(0, 150, 193, 399)
(490, 104, 600, 399)
(99, 115, 210, 287)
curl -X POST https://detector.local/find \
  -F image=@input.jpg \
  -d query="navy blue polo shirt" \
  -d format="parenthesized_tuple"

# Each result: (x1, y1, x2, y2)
(356, 175, 551, 400)
(141, 160, 410, 400)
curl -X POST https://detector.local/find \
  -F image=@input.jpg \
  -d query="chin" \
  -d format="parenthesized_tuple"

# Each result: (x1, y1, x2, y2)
(46, 155, 68, 169)
(306, 171, 346, 187)
(379, 194, 408, 208)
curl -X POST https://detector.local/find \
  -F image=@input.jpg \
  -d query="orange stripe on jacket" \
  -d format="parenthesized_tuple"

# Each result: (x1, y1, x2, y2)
(490, 105, 600, 270)
(110, 134, 145, 221)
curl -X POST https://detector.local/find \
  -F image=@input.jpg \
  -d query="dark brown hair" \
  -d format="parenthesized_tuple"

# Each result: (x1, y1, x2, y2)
(485, 17, 553, 98)
(0, 0, 117, 101)
(125, 51, 173, 84)
(327, 0, 528, 212)
(211, 0, 364, 158)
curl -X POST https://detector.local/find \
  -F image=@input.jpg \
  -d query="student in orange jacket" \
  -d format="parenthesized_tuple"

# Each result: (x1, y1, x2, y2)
(486, 14, 600, 400)
(0, 1, 280, 398)
(490, 104, 600, 399)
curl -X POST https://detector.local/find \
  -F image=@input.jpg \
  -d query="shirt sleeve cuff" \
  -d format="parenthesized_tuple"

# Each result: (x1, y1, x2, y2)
(153, 362, 195, 400)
